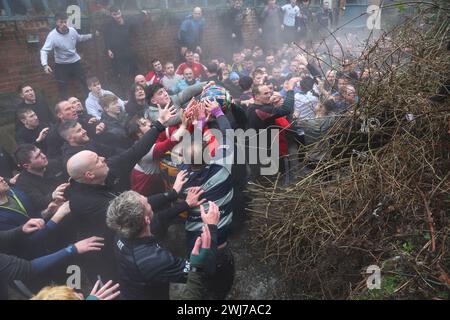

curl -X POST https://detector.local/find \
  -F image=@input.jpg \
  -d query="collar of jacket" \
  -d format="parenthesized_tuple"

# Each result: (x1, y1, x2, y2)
(119, 235, 158, 247)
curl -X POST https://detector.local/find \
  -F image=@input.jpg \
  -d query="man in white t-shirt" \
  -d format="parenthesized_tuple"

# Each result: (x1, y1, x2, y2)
(40, 11, 97, 99)
(281, 0, 300, 44)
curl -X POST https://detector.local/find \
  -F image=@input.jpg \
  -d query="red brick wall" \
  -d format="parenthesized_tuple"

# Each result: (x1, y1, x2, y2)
(0, 9, 260, 104)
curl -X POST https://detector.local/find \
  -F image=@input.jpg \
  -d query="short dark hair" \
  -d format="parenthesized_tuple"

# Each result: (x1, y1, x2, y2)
(99, 94, 118, 110)
(17, 83, 32, 94)
(14, 144, 36, 166)
(323, 99, 337, 114)
(206, 63, 218, 74)
(126, 115, 144, 141)
(58, 120, 78, 141)
(109, 6, 120, 13)
(146, 83, 165, 102)
(244, 55, 253, 62)
(16, 107, 34, 121)
(86, 76, 100, 88)
(252, 84, 264, 97)
(55, 11, 68, 21)
(239, 76, 253, 91)
(151, 59, 161, 66)
(185, 50, 194, 57)
(300, 77, 315, 92)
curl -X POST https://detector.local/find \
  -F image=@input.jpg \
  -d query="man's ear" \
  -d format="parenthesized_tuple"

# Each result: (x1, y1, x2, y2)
(84, 171, 94, 181)
(20, 118, 27, 125)
(22, 163, 31, 171)
(150, 97, 156, 105)
(144, 215, 150, 225)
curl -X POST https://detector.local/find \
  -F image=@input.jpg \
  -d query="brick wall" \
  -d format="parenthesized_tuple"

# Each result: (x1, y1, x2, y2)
(0, 9, 260, 103)
(0, 8, 260, 150)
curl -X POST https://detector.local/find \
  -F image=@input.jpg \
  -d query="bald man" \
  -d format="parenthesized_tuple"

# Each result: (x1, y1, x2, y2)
(134, 74, 148, 88)
(178, 7, 204, 56)
(64, 105, 176, 281)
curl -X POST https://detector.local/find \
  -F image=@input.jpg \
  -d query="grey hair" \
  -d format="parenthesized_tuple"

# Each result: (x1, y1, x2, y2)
(106, 191, 146, 239)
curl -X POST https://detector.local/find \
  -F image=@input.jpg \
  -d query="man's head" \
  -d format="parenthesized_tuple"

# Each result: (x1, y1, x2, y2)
(244, 57, 255, 72)
(315, 98, 337, 116)
(68, 97, 84, 114)
(58, 120, 89, 146)
(17, 108, 39, 129)
(152, 59, 163, 73)
(290, 0, 297, 5)
(193, 53, 201, 64)
(252, 69, 267, 86)
(164, 62, 175, 76)
(0, 176, 10, 195)
(323, 1, 330, 9)
(185, 50, 195, 64)
(55, 100, 78, 122)
(253, 46, 263, 58)
(265, 55, 275, 67)
(55, 11, 69, 34)
(233, 0, 243, 9)
(127, 116, 151, 141)
(232, 52, 244, 64)
(239, 76, 253, 91)
(183, 68, 195, 82)
(147, 83, 171, 106)
(253, 85, 272, 105)
(289, 60, 299, 74)
(192, 7, 202, 20)
(272, 66, 282, 79)
(110, 6, 124, 24)
(183, 137, 209, 168)
(15, 144, 48, 172)
(67, 151, 109, 185)
(133, 84, 147, 102)
(326, 70, 337, 84)
(107, 191, 153, 239)
(87, 77, 102, 96)
(99, 94, 121, 116)
(268, 0, 277, 8)
(134, 74, 147, 88)
(206, 63, 218, 76)
(337, 75, 350, 90)
(300, 77, 315, 93)
(18, 84, 36, 103)
(341, 85, 357, 104)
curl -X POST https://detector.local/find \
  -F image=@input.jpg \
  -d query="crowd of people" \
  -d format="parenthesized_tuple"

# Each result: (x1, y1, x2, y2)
(1, 0, 368, 300)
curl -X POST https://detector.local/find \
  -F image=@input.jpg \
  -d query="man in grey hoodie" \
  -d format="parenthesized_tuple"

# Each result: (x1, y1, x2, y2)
(145, 81, 211, 127)
(40, 11, 97, 99)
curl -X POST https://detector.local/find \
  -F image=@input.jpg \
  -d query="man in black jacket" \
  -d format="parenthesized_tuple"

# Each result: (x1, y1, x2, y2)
(103, 6, 149, 92)
(246, 78, 298, 179)
(224, 0, 249, 52)
(15, 108, 49, 152)
(16, 84, 53, 131)
(0, 218, 104, 300)
(46, 100, 105, 160)
(106, 191, 218, 300)
(64, 104, 177, 282)
(14, 144, 67, 213)
(58, 120, 119, 168)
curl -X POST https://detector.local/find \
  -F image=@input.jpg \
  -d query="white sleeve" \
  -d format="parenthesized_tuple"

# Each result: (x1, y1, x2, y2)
(40, 34, 54, 66)
(85, 98, 102, 120)
(74, 29, 92, 42)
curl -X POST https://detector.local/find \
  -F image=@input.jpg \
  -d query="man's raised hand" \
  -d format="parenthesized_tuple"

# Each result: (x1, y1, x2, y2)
(157, 102, 177, 125)
(200, 201, 220, 226)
